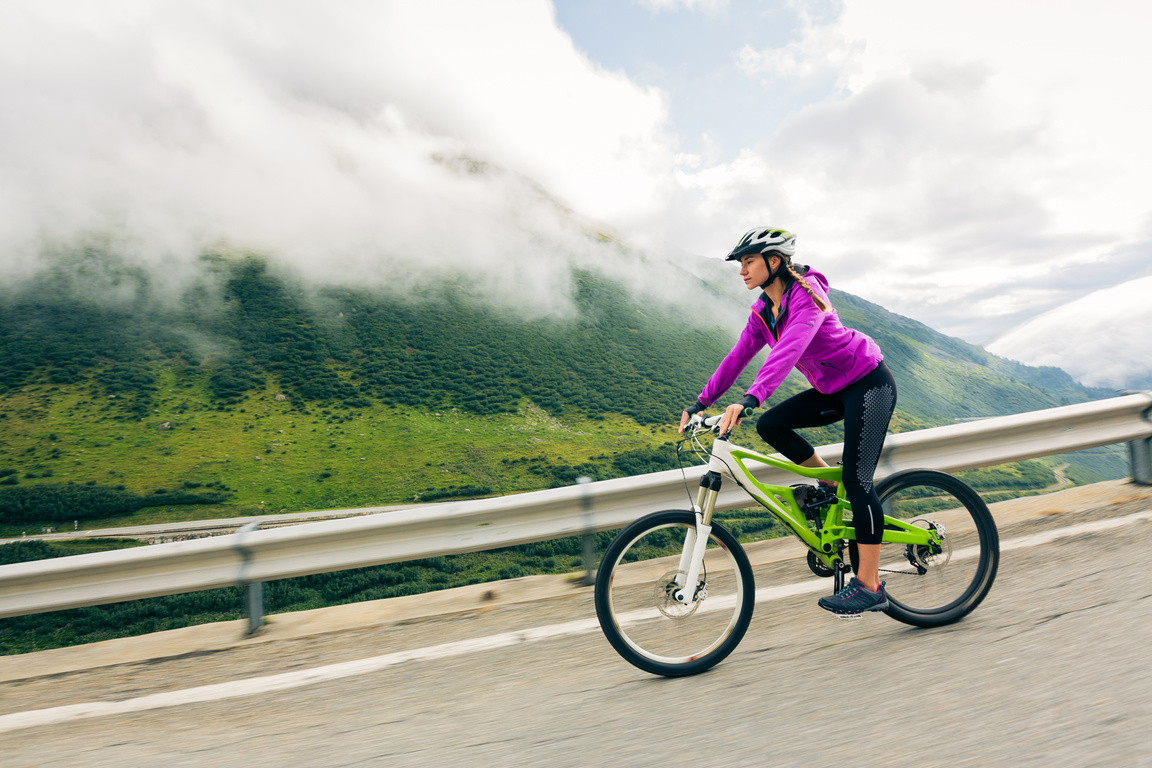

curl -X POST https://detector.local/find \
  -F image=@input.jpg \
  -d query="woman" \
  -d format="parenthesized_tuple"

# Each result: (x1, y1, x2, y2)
(678, 227, 897, 617)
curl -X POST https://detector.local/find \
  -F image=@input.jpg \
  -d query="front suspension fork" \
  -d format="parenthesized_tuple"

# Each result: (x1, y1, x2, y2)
(674, 471, 723, 604)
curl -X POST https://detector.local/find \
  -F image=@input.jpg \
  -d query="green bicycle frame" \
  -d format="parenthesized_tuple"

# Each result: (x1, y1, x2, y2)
(699, 436, 941, 571)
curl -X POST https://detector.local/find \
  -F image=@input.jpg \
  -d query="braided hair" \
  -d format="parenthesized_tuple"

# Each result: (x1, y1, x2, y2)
(783, 259, 831, 313)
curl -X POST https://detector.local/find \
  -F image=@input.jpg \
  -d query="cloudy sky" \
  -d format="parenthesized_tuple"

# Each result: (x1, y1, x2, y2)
(2, 0, 1150, 387)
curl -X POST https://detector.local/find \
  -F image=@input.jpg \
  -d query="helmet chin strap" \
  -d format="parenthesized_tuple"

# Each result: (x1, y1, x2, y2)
(758, 255, 784, 290)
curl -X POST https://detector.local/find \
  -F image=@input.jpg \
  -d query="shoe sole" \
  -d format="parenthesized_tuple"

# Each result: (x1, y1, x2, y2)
(823, 598, 890, 620)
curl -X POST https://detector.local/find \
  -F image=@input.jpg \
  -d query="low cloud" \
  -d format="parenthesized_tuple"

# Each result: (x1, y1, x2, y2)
(3, 0, 1150, 387)
(987, 274, 1152, 389)
(675, 0, 1152, 356)
(639, 0, 730, 13)
(0, 0, 679, 316)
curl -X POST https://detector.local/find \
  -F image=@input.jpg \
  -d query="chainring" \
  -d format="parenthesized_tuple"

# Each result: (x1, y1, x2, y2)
(807, 550, 835, 577)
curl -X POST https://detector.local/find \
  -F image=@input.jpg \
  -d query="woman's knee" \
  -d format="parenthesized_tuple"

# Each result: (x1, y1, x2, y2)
(755, 413, 813, 465)
(755, 411, 789, 445)
(755, 414, 775, 440)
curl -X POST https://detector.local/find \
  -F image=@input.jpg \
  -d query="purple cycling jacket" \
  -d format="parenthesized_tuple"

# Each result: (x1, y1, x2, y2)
(697, 267, 883, 408)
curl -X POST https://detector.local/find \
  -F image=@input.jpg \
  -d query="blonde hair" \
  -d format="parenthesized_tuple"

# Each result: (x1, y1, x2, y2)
(784, 261, 831, 313)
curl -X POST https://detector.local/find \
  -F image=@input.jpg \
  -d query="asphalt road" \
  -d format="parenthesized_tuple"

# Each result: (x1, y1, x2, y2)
(2, 493, 1151, 767)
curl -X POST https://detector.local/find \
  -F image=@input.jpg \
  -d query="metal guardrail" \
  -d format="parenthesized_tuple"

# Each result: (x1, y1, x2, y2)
(1, 392, 1150, 620)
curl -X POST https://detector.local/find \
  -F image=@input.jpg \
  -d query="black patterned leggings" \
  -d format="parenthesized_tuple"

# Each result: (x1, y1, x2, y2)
(755, 361, 896, 545)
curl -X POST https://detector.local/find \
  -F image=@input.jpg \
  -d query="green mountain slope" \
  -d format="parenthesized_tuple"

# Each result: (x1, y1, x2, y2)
(0, 249, 1125, 534)
(829, 289, 1115, 424)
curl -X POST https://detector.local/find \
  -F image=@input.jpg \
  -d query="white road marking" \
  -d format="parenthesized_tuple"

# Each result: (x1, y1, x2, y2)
(2, 509, 1148, 734)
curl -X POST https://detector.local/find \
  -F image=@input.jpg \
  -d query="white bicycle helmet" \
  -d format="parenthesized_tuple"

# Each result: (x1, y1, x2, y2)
(724, 227, 797, 261)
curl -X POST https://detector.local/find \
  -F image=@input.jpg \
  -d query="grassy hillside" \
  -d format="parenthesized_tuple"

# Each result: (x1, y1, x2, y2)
(0, 249, 1126, 537)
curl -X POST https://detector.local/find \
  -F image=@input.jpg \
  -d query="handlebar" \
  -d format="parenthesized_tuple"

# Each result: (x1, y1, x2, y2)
(691, 407, 754, 433)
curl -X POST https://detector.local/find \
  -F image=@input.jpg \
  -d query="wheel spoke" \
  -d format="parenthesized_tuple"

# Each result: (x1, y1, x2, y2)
(875, 470, 999, 626)
(595, 511, 755, 676)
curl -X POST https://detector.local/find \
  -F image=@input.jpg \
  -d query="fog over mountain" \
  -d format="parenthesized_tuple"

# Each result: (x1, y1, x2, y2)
(2, 0, 1150, 390)
(0, 2, 682, 319)
(987, 275, 1152, 390)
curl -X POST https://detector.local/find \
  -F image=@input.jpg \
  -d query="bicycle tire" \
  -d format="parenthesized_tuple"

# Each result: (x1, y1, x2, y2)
(594, 509, 755, 677)
(874, 469, 999, 627)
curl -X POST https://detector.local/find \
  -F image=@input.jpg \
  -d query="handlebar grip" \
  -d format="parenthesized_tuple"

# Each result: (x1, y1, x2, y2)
(698, 407, 753, 430)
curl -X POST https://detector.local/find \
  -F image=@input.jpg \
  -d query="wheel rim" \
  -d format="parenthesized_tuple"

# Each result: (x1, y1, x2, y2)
(877, 479, 991, 616)
(604, 522, 747, 666)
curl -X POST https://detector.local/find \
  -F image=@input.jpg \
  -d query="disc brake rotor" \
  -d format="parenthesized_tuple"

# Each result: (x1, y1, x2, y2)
(905, 519, 952, 571)
(654, 570, 703, 618)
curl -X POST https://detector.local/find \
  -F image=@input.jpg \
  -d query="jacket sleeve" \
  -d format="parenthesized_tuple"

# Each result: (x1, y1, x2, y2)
(744, 295, 828, 404)
(698, 313, 767, 407)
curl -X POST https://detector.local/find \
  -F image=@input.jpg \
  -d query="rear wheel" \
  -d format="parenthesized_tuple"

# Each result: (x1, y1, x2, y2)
(874, 469, 999, 627)
(594, 510, 755, 677)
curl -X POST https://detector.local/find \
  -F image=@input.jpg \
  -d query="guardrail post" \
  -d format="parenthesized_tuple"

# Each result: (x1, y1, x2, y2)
(578, 477, 596, 586)
(235, 521, 264, 635)
(1130, 438, 1152, 485)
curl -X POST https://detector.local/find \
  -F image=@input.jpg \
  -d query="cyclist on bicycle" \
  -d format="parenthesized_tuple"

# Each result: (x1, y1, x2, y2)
(679, 227, 897, 617)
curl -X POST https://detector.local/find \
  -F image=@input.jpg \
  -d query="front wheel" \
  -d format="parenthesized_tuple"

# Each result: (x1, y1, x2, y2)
(875, 469, 999, 627)
(594, 510, 755, 677)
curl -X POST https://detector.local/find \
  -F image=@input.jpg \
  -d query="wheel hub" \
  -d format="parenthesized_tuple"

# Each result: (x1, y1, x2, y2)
(904, 520, 951, 574)
(654, 570, 703, 618)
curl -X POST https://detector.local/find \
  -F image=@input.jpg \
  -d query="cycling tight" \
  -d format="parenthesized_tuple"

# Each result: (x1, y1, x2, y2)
(756, 361, 896, 545)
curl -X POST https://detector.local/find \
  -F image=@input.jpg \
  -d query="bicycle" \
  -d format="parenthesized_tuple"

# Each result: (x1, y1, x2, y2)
(593, 411, 1000, 677)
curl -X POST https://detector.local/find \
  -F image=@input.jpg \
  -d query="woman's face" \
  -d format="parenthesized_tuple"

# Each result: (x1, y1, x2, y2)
(739, 253, 777, 290)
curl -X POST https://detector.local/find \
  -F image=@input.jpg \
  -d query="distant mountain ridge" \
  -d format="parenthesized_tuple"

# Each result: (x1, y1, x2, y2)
(0, 250, 1110, 425)
(829, 289, 1114, 424)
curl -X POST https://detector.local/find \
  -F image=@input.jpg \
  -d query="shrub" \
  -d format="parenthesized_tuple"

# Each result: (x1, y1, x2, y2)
(0, 483, 231, 526)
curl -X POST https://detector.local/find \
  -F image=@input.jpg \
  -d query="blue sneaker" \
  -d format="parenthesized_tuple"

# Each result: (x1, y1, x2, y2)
(818, 577, 889, 619)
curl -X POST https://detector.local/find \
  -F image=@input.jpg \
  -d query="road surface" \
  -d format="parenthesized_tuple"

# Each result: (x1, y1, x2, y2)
(2, 481, 1150, 767)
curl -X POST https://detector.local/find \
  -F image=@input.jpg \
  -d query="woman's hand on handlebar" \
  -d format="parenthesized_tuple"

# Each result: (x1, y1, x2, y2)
(717, 402, 748, 436)
(680, 401, 753, 435)
(679, 402, 704, 433)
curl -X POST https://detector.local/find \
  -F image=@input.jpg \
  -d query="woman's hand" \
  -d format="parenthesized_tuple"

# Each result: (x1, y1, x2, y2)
(679, 402, 705, 433)
(717, 402, 748, 435)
